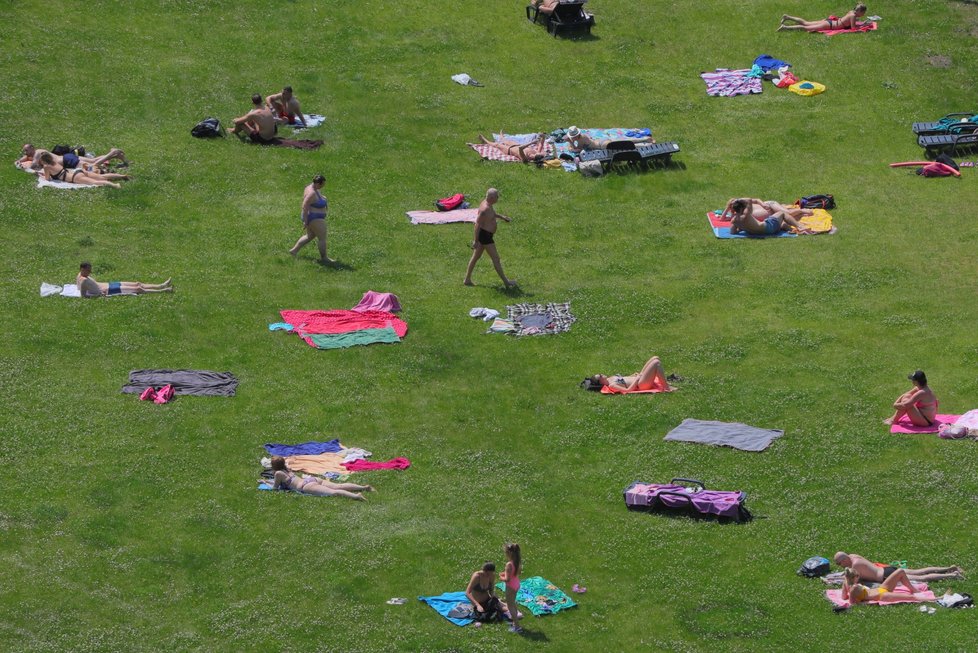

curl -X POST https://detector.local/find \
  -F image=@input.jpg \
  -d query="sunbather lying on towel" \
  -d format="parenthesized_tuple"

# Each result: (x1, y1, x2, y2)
(720, 197, 812, 221)
(265, 85, 307, 127)
(842, 567, 928, 604)
(17, 144, 129, 172)
(589, 356, 675, 392)
(726, 199, 814, 235)
(883, 370, 939, 427)
(268, 456, 374, 500)
(77, 262, 172, 297)
(834, 551, 963, 583)
(478, 133, 548, 163)
(564, 125, 656, 153)
(778, 3, 867, 32)
(37, 153, 131, 188)
(466, 561, 506, 623)
(230, 94, 278, 143)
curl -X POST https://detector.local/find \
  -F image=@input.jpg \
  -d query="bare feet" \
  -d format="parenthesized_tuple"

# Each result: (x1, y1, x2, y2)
(463, 279, 474, 286)
(319, 257, 336, 265)
(777, 24, 787, 32)
(366, 485, 376, 492)
(883, 418, 894, 426)
(505, 279, 518, 288)
(109, 183, 121, 189)
(162, 278, 172, 287)
(478, 134, 490, 144)
(288, 249, 298, 258)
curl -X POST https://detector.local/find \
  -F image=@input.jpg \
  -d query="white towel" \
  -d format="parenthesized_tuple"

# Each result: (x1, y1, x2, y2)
(290, 114, 326, 132)
(37, 177, 98, 190)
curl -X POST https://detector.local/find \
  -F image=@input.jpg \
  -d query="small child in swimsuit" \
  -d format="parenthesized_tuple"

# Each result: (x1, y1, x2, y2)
(499, 542, 523, 633)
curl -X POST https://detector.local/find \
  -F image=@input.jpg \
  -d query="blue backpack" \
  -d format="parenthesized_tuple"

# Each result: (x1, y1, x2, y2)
(797, 556, 831, 578)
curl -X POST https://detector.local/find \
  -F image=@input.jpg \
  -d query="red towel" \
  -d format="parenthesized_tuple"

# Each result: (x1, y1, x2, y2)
(341, 457, 411, 471)
(280, 309, 408, 337)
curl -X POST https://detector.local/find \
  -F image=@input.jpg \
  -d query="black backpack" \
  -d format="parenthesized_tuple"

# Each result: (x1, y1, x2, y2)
(191, 117, 223, 138)
(798, 194, 836, 210)
(797, 556, 831, 578)
(936, 152, 960, 171)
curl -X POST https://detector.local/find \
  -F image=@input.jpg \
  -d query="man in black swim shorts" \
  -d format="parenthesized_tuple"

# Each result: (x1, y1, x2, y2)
(463, 188, 517, 288)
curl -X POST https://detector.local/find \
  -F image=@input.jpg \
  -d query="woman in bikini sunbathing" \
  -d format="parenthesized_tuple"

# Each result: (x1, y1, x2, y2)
(590, 356, 675, 392)
(778, 3, 867, 32)
(478, 133, 549, 163)
(720, 197, 812, 221)
(36, 152, 130, 188)
(884, 370, 939, 427)
(842, 567, 925, 605)
(465, 561, 506, 624)
(267, 456, 374, 501)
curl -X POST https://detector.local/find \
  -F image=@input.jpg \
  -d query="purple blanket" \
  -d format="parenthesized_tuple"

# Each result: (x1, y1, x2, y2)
(264, 440, 342, 456)
(701, 69, 762, 97)
(626, 483, 744, 518)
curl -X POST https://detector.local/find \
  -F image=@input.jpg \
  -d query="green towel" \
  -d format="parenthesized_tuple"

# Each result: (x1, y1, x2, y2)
(306, 327, 401, 350)
(495, 576, 577, 616)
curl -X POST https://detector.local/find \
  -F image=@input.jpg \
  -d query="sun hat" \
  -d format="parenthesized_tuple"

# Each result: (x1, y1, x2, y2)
(567, 125, 581, 138)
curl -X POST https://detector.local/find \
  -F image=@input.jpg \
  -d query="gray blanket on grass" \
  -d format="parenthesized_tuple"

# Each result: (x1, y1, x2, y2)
(663, 418, 783, 452)
(121, 369, 239, 396)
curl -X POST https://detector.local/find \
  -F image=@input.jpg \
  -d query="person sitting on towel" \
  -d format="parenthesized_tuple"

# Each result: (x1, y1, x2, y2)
(883, 370, 939, 427)
(37, 153, 131, 188)
(17, 143, 129, 172)
(727, 199, 813, 235)
(76, 262, 173, 297)
(720, 197, 812, 221)
(229, 94, 278, 143)
(477, 133, 549, 163)
(778, 3, 867, 32)
(265, 85, 307, 128)
(589, 356, 674, 392)
(834, 552, 963, 583)
(564, 125, 656, 153)
(842, 567, 924, 605)
(466, 561, 506, 623)
(267, 456, 374, 501)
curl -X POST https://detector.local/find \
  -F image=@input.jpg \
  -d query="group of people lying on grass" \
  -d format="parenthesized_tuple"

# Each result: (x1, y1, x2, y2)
(778, 3, 868, 32)
(720, 198, 817, 235)
(16, 143, 131, 188)
(835, 551, 962, 604)
(477, 125, 657, 163)
(229, 86, 307, 142)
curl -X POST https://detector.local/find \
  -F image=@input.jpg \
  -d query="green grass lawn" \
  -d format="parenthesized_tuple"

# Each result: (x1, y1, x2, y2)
(3, 0, 978, 650)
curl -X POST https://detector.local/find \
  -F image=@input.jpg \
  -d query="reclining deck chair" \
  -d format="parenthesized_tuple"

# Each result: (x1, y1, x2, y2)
(578, 141, 680, 172)
(526, 0, 595, 37)
(912, 112, 978, 136)
(919, 131, 978, 157)
(623, 478, 752, 522)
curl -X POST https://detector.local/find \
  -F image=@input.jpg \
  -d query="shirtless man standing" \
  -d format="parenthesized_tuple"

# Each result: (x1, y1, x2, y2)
(727, 198, 813, 235)
(16, 144, 129, 171)
(230, 94, 278, 143)
(76, 262, 173, 298)
(265, 86, 306, 127)
(834, 551, 963, 583)
(463, 188, 517, 288)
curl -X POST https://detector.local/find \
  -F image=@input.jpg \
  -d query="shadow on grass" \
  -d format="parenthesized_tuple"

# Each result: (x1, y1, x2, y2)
(497, 284, 531, 298)
(317, 258, 355, 271)
(516, 628, 550, 642)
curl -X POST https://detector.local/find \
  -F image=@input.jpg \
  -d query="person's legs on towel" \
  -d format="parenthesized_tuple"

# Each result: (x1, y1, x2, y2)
(634, 356, 673, 391)
(323, 481, 375, 493)
(118, 280, 173, 294)
(302, 483, 367, 501)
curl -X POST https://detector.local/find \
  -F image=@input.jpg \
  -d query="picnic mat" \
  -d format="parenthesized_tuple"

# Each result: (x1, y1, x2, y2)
(406, 208, 478, 225)
(890, 414, 961, 434)
(418, 592, 475, 627)
(505, 302, 576, 336)
(707, 210, 835, 238)
(664, 418, 784, 452)
(121, 369, 239, 396)
(818, 21, 877, 36)
(701, 69, 762, 97)
(825, 583, 934, 608)
(264, 440, 343, 456)
(494, 577, 577, 617)
(467, 141, 555, 163)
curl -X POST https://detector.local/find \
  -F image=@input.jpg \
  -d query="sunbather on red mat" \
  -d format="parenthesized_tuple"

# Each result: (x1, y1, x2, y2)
(834, 551, 963, 583)
(589, 356, 675, 392)
(883, 370, 939, 427)
(720, 197, 812, 221)
(478, 133, 548, 163)
(267, 456, 374, 501)
(726, 199, 814, 235)
(778, 3, 867, 32)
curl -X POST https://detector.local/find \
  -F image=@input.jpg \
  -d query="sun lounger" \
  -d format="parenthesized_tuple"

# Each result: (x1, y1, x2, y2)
(912, 113, 978, 135)
(526, 0, 594, 37)
(623, 478, 753, 522)
(578, 142, 680, 171)
(919, 131, 978, 157)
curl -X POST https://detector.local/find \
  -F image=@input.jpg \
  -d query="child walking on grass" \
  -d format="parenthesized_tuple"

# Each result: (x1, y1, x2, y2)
(500, 542, 523, 633)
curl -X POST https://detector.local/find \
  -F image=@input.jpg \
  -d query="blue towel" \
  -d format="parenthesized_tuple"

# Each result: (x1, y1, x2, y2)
(753, 54, 790, 72)
(624, 128, 652, 138)
(418, 592, 475, 626)
(264, 440, 343, 456)
(269, 322, 294, 331)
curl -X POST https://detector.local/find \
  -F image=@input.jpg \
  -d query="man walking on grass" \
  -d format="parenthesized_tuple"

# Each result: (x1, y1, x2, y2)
(464, 188, 517, 288)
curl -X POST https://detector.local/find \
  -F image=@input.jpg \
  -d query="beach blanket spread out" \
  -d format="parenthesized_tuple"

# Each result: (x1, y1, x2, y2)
(505, 302, 576, 336)
(121, 369, 239, 396)
(494, 577, 577, 616)
(664, 418, 784, 452)
(701, 69, 762, 97)
(406, 208, 479, 225)
(419, 592, 475, 626)
(278, 309, 408, 349)
(825, 582, 934, 608)
(890, 414, 961, 434)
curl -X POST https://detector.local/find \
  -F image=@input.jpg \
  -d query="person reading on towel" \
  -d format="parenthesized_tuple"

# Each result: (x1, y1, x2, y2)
(76, 262, 172, 297)
(463, 188, 517, 288)
(478, 133, 549, 163)
(230, 94, 277, 143)
(834, 552, 963, 583)
(466, 562, 505, 623)
(720, 197, 812, 221)
(883, 370, 939, 427)
(267, 456, 374, 501)
(589, 356, 674, 392)
(37, 153, 131, 188)
(265, 86, 307, 127)
(564, 125, 656, 153)
(17, 144, 129, 171)
(726, 199, 813, 235)
(842, 568, 925, 605)
(778, 3, 867, 32)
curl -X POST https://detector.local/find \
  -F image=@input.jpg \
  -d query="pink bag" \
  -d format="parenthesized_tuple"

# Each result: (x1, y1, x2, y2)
(776, 72, 798, 88)
(154, 384, 175, 404)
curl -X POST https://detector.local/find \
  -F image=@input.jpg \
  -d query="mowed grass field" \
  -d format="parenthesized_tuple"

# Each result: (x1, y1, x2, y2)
(2, 1, 978, 650)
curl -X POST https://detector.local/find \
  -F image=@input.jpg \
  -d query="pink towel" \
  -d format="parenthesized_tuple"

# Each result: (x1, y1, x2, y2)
(890, 414, 960, 434)
(406, 208, 478, 225)
(351, 291, 401, 313)
(826, 583, 934, 608)
(600, 384, 672, 395)
(818, 21, 877, 36)
(341, 457, 411, 471)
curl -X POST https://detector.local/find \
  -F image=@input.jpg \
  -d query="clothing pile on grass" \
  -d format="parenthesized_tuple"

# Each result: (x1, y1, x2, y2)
(258, 439, 411, 491)
(702, 55, 824, 97)
(272, 291, 406, 350)
(122, 369, 239, 404)
(471, 302, 576, 336)
(467, 128, 655, 172)
(419, 577, 577, 627)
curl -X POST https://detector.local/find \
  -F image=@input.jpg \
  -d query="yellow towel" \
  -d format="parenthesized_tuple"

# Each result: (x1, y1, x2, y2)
(798, 209, 833, 234)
